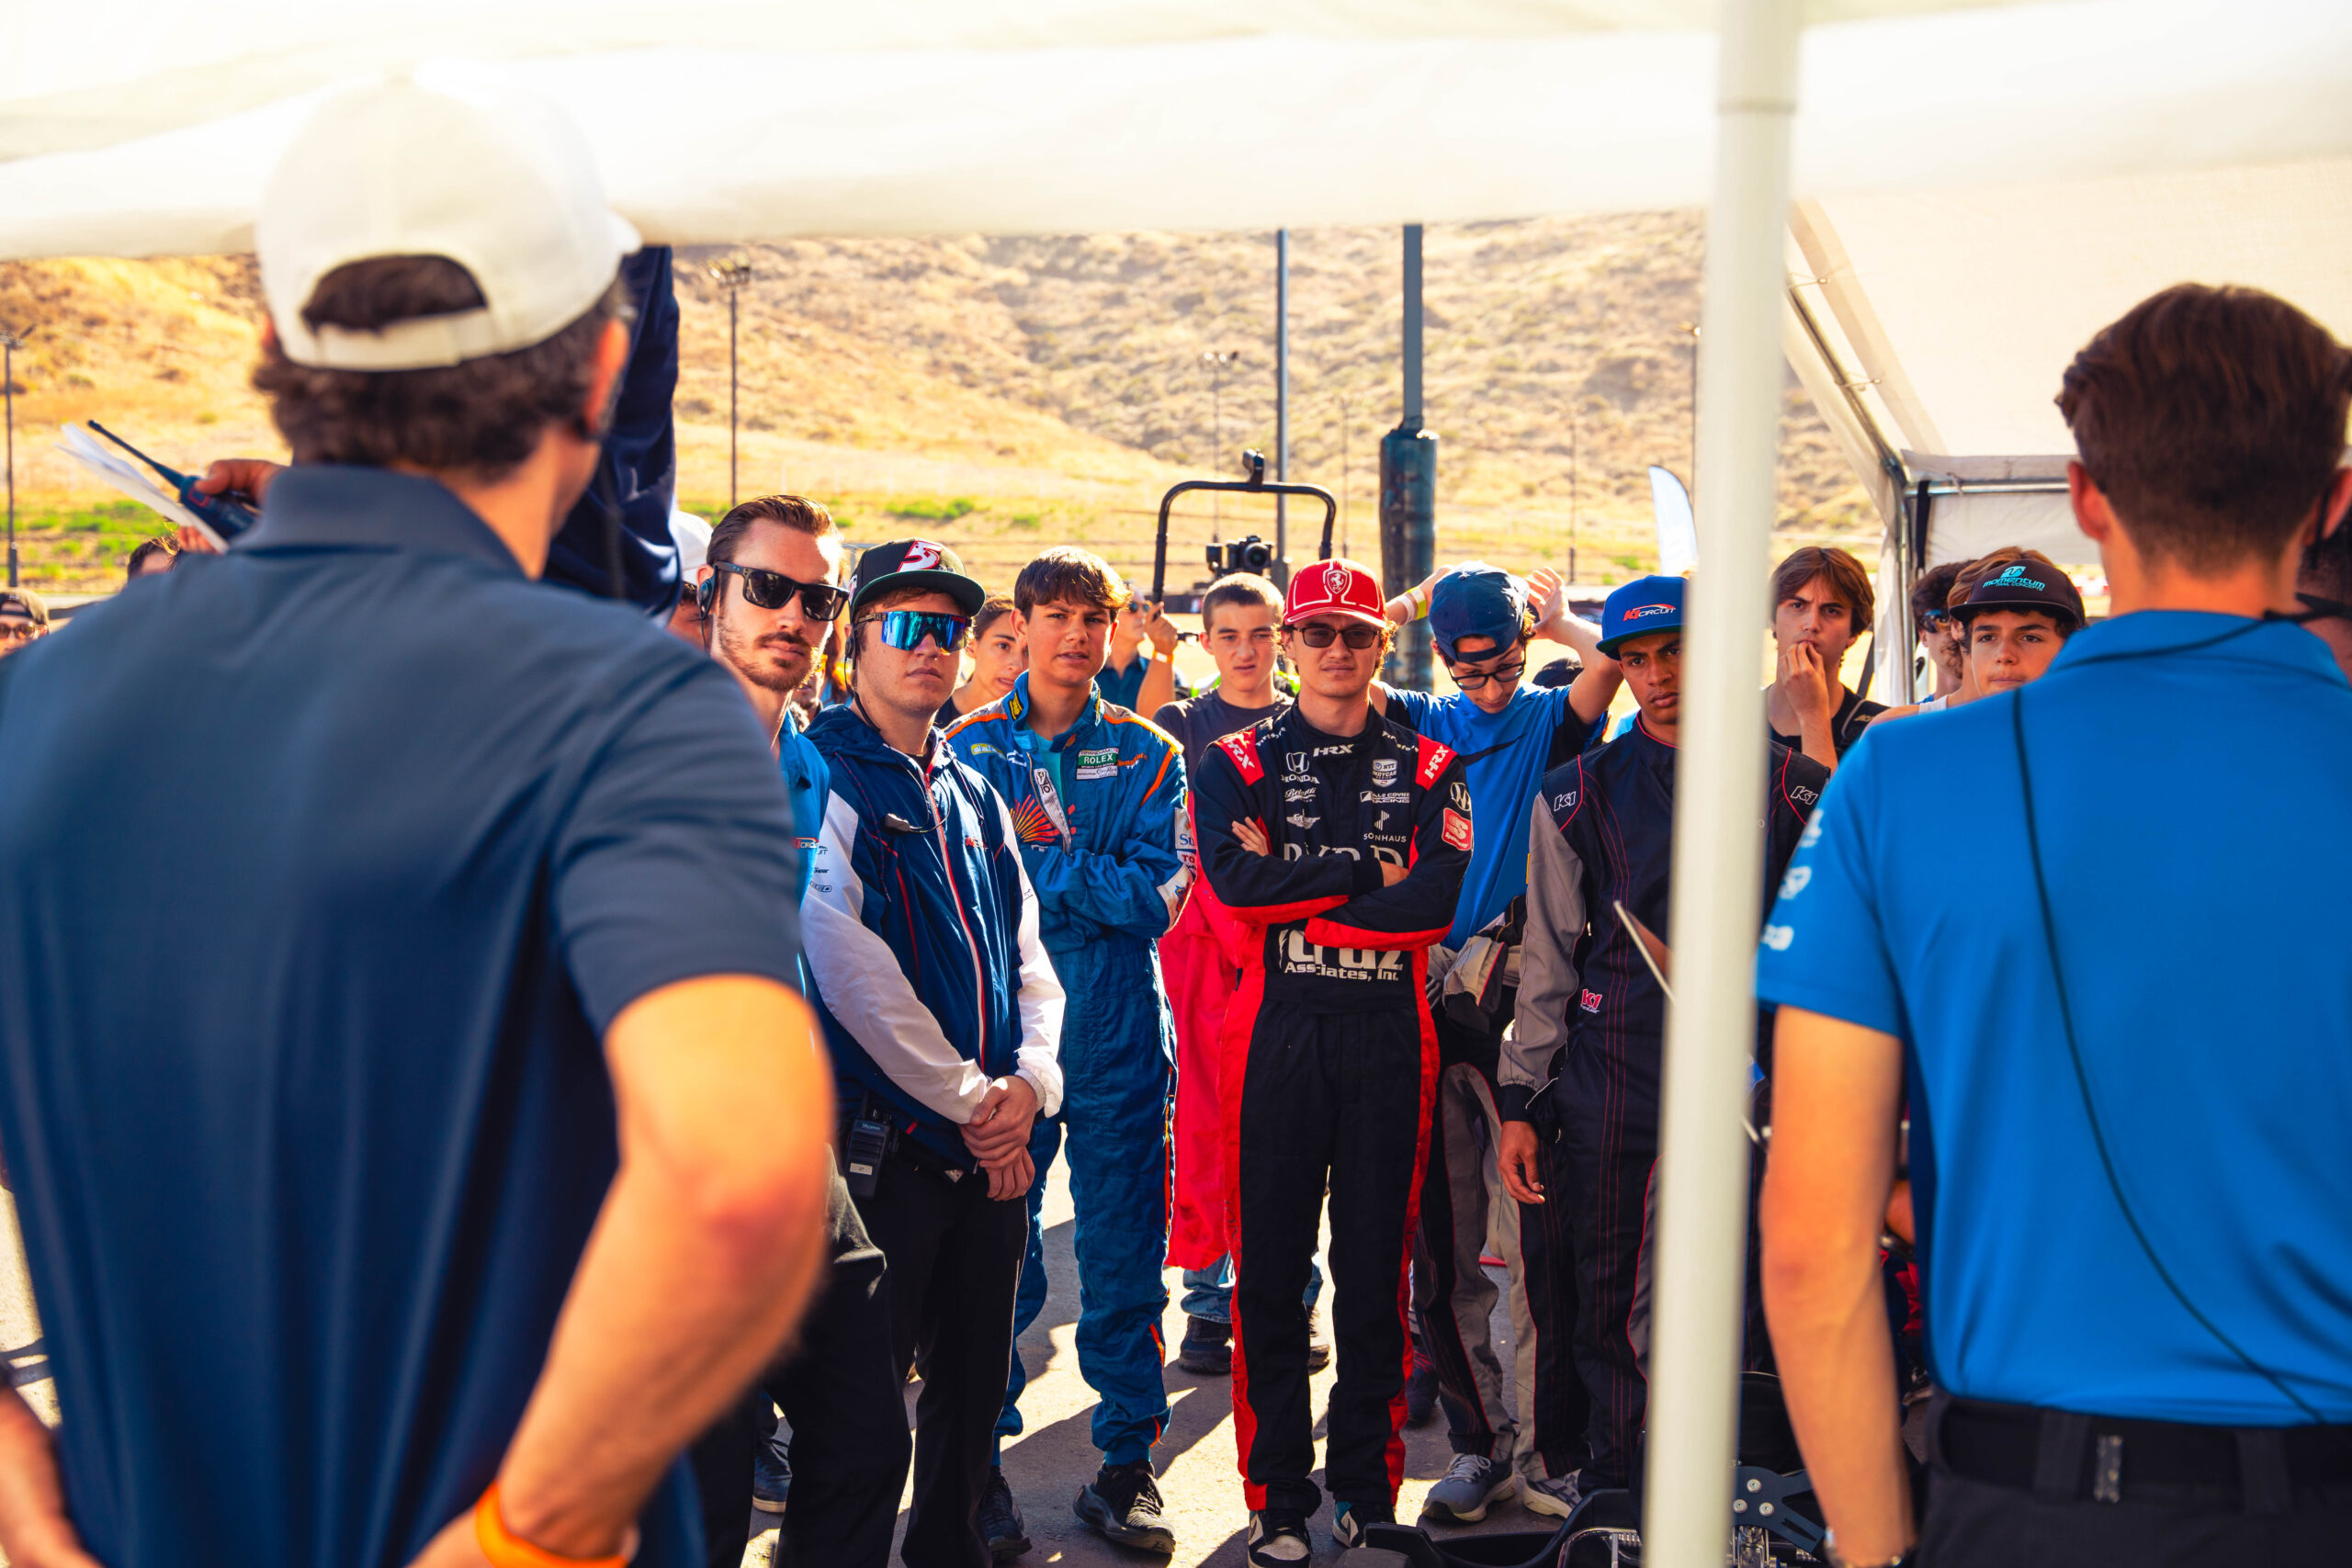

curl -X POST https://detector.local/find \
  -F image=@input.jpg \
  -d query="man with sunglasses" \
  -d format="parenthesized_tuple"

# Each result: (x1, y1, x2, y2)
(1498, 575, 1826, 1513)
(801, 539, 1068, 1568)
(1365, 564, 1620, 1522)
(944, 547, 1190, 1557)
(0, 591, 49, 659)
(685, 495, 909, 1568)
(1192, 558, 1472, 1562)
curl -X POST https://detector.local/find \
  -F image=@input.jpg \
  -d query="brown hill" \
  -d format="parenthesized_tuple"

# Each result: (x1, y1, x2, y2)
(0, 215, 1872, 593)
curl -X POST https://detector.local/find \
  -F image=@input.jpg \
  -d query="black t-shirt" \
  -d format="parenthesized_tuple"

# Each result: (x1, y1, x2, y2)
(1154, 689, 1292, 774)
(0, 467, 804, 1567)
(1769, 684, 1887, 759)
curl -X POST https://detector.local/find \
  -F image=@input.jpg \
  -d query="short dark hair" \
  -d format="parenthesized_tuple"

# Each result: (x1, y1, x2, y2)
(126, 535, 177, 581)
(1910, 561, 1965, 627)
(2058, 283, 2352, 573)
(1013, 547, 1129, 615)
(1770, 545, 1876, 635)
(254, 254, 620, 482)
(1201, 573, 1283, 632)
(708, 494, 838, 569)
(972, 593, 1017, 639)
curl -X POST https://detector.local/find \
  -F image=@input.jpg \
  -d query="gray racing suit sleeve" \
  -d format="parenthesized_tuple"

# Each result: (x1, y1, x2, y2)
(1500, 793, 1588, 1122)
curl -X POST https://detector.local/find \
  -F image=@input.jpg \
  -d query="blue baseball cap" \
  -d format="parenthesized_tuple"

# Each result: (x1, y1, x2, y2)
(1429, 563, 1529, 661)
(1597, 574, 1685, 657)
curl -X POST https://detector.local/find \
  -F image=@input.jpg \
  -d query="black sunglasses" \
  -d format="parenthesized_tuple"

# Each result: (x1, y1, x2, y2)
(1293, 622, 1383, 650)
(710, 560, 848, 620)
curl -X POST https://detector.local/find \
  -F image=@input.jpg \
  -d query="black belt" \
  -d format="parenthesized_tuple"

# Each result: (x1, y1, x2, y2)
(1933, 1395, 2352, 1514)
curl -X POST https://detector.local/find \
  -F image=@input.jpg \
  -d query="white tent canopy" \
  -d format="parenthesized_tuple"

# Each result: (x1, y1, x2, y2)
(3, 0, 2349, 259)
(1787, 155, 2352, 575)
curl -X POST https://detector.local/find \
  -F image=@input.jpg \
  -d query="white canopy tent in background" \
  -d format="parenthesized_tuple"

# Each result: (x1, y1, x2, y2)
(7, 3, 2352, 1562)
(1784, 155, 2352, 701)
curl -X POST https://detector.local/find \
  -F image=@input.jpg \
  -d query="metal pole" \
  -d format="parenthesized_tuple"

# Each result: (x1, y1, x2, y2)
(1275, 229, 1290, 571)
(1338, 396, 1350, 559)
(1380, 225, 1436, 690)
(1687, 322, 1702, 492)
(1402, 226, 1424, 425)
(729, 288, 740, 509)
(1644, 3, 1800, 1565)
(1203, 350, 1238, 538)
(1, 331, 18, 589)
(1568, 400, 1579, 583)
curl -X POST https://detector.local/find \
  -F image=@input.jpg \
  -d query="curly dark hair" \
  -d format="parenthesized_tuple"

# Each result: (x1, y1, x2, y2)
(254, 254, 620, 482)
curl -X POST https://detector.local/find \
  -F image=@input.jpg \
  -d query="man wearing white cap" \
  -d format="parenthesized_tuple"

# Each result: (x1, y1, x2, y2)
(0, 75, 832, 1568)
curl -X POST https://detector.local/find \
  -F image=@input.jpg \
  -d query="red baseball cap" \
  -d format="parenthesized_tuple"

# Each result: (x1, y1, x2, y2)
(1283, 558, 1386, 628)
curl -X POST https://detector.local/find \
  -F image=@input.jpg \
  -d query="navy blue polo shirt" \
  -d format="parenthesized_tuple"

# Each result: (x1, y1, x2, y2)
(1758, 611, 2352, 1425)
(0, 468, 805, 1566)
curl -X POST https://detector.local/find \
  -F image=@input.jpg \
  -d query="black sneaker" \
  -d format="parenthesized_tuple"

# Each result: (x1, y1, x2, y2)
(1403, 1348, 1439, 1427)
(1331, 1499, 1395, 1550)
(751, 1435, 790, 1514)
(979, 1465, 1031, 1562)
(1245, 1506, 1311, 1565)
(1176, 1314, 1232, 1375)
(1306, 1307, 1331, 1372)
(1074, 1461, 1176, 1554)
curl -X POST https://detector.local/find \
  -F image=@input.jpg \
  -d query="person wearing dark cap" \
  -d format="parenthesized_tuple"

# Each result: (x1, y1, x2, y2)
(799, 536, 1069, 1568)
(1498, 574, 1827, 1513)
(1363, 562, 1620, 1521)
(1190, 558, 1472, 1561)
(0, 77, 835, 1568)
(0, 589, 49, 658)
(1951, 551, 2085, 694)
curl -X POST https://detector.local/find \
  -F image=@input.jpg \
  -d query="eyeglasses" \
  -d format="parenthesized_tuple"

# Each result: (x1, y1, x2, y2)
(0, 622, 39, 643)
(1447, 644, 1526, 690)
(1292, 621, 1383, 650)
(711, 561, 848, 620)
(859, 610, 971, 653)
(1919, 610, 1953, 632)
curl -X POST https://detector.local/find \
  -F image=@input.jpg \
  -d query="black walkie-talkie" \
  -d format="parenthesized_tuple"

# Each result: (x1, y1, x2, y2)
(843, 1106, 892, 1199)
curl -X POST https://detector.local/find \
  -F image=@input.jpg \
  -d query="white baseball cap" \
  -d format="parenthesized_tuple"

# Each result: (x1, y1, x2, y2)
(257, 69, 640, 371)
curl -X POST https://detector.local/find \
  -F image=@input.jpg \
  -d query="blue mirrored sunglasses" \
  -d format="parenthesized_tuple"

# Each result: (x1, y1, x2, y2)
(859, 609, 971, 652)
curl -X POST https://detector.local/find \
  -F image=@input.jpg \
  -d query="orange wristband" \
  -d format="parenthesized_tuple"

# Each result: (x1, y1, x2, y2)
(474, 1483, 634, 1568)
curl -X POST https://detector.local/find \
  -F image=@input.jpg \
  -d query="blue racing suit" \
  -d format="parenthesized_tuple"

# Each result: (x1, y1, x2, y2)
(944, 674, 1190, 1467)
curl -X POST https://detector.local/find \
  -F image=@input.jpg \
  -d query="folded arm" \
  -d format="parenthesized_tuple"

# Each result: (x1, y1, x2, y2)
(1193, 750, 1371, 920)
(1302, 757, 1471, 952)
(1019, 749, 1190, 939)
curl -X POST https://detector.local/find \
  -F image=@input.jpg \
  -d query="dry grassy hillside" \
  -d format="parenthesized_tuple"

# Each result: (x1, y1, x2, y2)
(0, 215, 1873, 594)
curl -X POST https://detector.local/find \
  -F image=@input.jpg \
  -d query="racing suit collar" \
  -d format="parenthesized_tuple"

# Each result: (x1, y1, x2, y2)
(1005, 671, 1102, 750)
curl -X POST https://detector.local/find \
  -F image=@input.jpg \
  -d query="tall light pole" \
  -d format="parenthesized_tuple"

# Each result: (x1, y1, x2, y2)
(1, 328, 22, 589)
(1201, 349, 1239, 537)
(1337, 395, 1351, 559)
(1681, 321, 1702, 491)
(1568, 398, 1579, 584)
(709, 257, 755, 509)
(1274, 228, 1290, 575)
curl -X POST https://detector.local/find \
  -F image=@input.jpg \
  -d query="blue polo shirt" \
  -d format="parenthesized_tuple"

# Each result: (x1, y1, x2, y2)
(1757, 611, 2352, 1425)
(779, 706, 828, 902)
(0, 467, 806, 1566)
(1386, 681, 1604, 950)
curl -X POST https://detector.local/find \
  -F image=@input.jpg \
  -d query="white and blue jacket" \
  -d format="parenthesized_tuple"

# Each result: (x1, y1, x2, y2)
(800, 703, 1064, 1167)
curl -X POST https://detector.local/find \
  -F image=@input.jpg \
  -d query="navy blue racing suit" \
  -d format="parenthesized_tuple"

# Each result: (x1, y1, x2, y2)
(1503, 717, 1826, 1486)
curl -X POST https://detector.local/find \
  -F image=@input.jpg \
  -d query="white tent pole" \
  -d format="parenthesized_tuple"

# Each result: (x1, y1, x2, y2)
(1644, 0, 1800, 1563)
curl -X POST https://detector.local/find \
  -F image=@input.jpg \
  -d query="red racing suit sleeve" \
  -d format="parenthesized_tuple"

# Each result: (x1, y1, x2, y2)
(1302, 741, 1471, 952)
(1194, 729, 1381, 922)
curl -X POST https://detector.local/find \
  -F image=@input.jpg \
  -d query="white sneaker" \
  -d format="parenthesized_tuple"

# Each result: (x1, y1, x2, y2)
(1523, 1469, 1585, 1519)
(1422, 1452, 1518, 1522)
(1246, 1508, 1311, 1564)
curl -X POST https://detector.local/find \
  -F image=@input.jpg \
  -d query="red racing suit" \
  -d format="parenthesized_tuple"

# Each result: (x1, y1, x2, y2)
(1191, 703, 1471, 1514)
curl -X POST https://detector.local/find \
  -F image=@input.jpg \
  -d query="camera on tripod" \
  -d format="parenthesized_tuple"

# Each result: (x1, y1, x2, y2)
(1206, 535, 1275, 579)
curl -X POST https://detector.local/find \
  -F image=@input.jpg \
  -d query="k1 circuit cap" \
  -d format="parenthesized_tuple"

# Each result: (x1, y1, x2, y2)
(848, 539, 989, 618)
(1429, 562, 1529, 661)
(1283, 558, 1387, 627)
(1956, 558, 2086, 628)
(257, 70, 640, 371)
(1597, 575, 1685, 656)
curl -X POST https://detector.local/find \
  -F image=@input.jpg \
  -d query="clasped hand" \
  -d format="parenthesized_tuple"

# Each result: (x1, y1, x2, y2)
(963, 1076, 1040, 1200)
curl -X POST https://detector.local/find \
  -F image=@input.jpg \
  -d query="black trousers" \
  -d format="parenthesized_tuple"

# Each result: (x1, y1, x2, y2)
(1556, 1047, 1658, 1490)
(686, 1161, 910, 1568)
(1515, 1095, 1594, 1482)
(1918, 1467, 2352, 1566)
(854, 1144, 1028, 1568)
(1229, 999, 1435, 1515)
